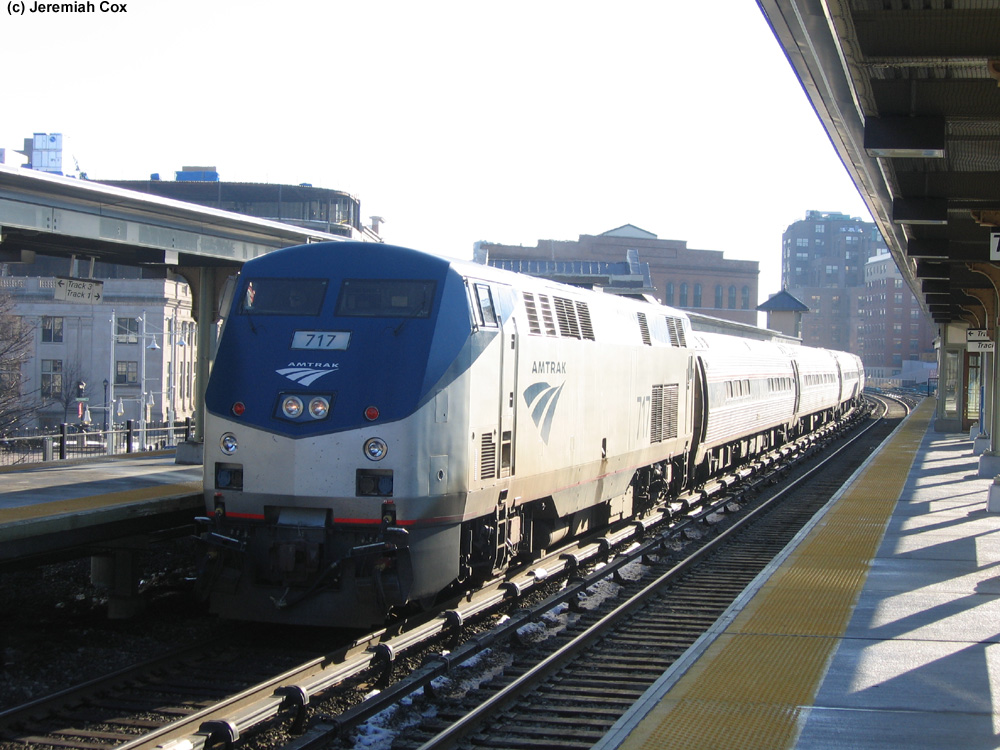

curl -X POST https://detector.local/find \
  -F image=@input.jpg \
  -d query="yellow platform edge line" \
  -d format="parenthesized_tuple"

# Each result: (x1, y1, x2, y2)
(620, 398, 934, 750)
(0, 481, 203, 524)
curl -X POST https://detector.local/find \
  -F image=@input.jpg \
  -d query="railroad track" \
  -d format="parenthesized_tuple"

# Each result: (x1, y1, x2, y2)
(312, 394, 904, 750)
(0, 396, 896, 750)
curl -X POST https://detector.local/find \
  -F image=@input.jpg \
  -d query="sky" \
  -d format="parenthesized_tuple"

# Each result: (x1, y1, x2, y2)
(0, 0, 872, 302)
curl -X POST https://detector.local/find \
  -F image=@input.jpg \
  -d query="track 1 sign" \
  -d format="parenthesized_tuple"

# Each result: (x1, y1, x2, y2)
(54, 277, 104, 304)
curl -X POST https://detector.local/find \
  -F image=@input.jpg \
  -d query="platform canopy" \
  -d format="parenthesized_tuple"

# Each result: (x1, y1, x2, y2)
(0, 164, 344, 270)
(758, 0, 1000, 325)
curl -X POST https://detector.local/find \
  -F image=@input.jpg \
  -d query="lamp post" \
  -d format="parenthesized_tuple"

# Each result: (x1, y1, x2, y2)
(139, 313, 187, 447)
(139, 309, 148, 449)
(167, 316, 180, 432)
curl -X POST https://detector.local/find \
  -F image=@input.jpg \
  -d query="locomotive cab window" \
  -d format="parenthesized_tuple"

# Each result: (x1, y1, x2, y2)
(240, 278, 328, 315)
(473, 283, 498, 327)
(335, 279, 436, 318)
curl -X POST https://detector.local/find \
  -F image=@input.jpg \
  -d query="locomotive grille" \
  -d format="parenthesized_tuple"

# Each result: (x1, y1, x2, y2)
(523, 292, 542, 334)
(538, 295, 558, 336)
(650, 383, 679, 443)
(666, 316, 687, 347)
(480, 432, 497, 480)
(553, 296, 581, 339)
(637, 312, 652, 346)
(523, 292, 595, 341)
(575, 300, 596, 340)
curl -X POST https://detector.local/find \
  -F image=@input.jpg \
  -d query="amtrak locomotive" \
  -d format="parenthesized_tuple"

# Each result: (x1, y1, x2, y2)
(198, 241, 864, 627)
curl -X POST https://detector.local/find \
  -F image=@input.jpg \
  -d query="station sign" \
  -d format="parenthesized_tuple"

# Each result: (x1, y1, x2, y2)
(992, 232, 1000, 260)
(968, 329, 994, 352)
(53, 277, 104, 304)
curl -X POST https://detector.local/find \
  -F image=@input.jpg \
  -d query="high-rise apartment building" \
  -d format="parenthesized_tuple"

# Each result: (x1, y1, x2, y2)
(782, 210, 935, 383)
(782, 210, 880, 352)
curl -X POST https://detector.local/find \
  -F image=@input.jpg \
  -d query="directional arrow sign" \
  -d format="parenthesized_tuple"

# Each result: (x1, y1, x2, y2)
(53, 277, 105, 305)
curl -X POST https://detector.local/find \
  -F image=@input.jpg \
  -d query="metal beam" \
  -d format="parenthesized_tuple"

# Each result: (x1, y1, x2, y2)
(864, 116, 946, 158)
(915, 260, 950, 279)
(892, 198, 949, 225)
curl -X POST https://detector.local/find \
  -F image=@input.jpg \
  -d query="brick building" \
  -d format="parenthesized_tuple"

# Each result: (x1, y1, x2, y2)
(476, 225, 760, 325)
(860, 250, 937, 382)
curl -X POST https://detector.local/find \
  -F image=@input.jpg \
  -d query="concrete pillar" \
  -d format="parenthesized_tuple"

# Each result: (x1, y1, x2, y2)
(90, 548, 144, 619)
(975, 351, 993, 454)
(174, 265, 222, 465)
(988, 476, 1000, 513)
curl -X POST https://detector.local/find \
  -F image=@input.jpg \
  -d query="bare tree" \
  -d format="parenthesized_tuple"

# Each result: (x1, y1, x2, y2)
(0, 289, 36, 435)
(54, 360, 89, 426)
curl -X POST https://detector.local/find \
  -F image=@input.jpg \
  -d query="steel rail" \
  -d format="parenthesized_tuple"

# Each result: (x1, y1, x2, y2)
(2, 401, 883, 750)
(411, 397, 895, 749)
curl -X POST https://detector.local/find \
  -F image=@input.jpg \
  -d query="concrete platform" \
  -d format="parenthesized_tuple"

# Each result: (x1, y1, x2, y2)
(597, 398, 1000, 749)
(0, 455, 203, 568)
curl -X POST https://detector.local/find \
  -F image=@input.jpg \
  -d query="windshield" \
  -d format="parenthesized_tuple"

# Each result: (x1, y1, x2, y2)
(239, 278, 328, 315)
(335, 279, 436, 318)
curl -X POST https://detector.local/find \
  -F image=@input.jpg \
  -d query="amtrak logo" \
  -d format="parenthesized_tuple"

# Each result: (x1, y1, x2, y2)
(276, 363, 339, 386)
(523, 381, 564, 443)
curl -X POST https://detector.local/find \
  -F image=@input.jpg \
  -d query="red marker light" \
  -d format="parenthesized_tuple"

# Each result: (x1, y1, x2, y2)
(364, 406, 380, 421)
(232, 402, 246, 416)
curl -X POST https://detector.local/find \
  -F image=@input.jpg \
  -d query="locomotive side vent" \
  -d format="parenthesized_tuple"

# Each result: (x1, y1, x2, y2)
(664, 316, 688, 348)
(666, 317, 681, 347)
(575, 300, 596, 341)
(553, 296, 582, 339)
(650, 386, 663, 443)
(538, 295, 558, 336)
(637, 312, 652, 346)
(521, 292, 594, 341)
(523, 292, 542, 335)
(650, 383, 679, 443)
(480, 432, 497, 480)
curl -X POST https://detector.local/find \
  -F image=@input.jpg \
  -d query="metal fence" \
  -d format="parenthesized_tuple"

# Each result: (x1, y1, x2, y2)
(0, 419, 194, 467)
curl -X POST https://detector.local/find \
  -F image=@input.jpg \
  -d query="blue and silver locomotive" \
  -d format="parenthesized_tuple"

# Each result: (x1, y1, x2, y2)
(198, 241, 863, 627)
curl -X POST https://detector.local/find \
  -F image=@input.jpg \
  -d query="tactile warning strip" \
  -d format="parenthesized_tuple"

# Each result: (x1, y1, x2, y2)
(620, 398, 934, 750)
(0, 482, 201, 524)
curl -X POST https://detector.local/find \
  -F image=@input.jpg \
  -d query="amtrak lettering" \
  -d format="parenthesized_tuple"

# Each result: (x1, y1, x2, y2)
(531, 361, 567, 374)
(285, 362, 339, 369)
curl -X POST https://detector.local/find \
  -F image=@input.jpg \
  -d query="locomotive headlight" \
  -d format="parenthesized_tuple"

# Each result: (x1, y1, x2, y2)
(308, 397, 330, 419)
(282, 395, 304, 418)
(220, 433, 239, 455)
(364, 437, 388, 461)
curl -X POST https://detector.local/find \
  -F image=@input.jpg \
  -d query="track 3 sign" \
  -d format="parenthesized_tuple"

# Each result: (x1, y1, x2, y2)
(54, 277, 104, 304)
